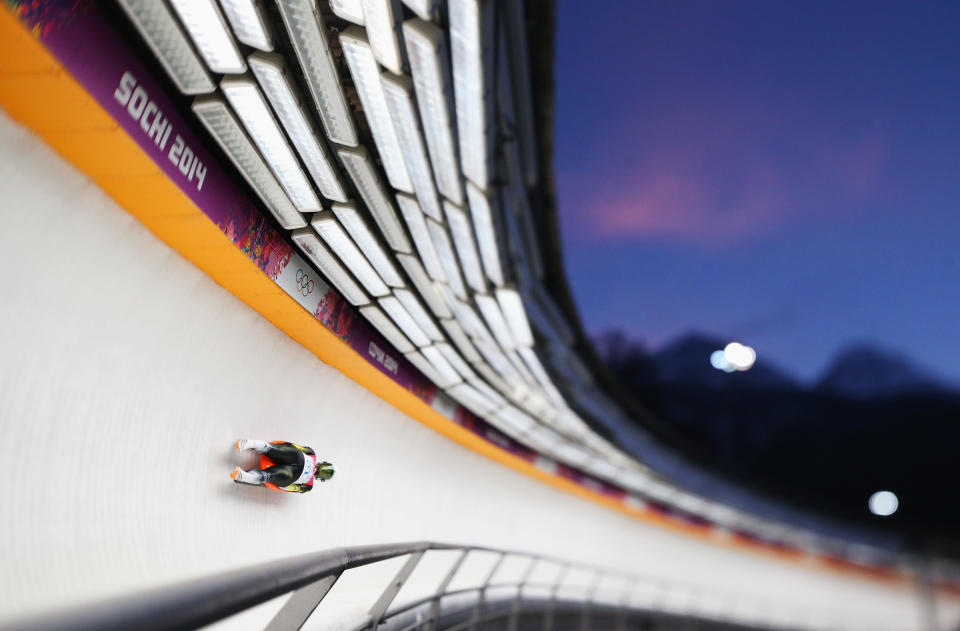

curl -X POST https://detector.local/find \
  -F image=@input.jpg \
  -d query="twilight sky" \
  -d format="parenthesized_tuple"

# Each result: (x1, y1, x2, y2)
(553, 1, 960, 383)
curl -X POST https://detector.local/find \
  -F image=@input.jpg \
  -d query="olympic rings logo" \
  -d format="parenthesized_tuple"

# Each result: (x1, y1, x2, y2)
(296, 269, 314, 297)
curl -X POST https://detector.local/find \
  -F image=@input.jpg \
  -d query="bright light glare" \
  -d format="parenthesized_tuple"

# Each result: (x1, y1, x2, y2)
(869, 491, 898, 517)
(723, 342, 757, 371)
(710, 350, 736, 373)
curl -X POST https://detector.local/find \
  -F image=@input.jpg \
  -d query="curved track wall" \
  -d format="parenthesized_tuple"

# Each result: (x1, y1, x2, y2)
(0, 110, 953, 630)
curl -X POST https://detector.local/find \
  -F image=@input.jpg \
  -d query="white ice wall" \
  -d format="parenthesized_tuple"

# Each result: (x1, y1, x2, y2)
(0, 110, 949, 631)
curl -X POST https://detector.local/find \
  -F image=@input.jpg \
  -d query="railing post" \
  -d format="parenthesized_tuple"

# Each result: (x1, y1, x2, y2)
(614, 577, 635, 631)
(542, 563, 568, 631)
(579, 571, 602, 631)
(265, 571, 341, 631)
(506, 556, 538, 631)
(367, 550, 426, 629)
(469, 552, 505, 631)
(651, 579, 667, 615)
(914, 557, 941, 631)
(682, 585, 700, 623)
(427, 549, 469, 631)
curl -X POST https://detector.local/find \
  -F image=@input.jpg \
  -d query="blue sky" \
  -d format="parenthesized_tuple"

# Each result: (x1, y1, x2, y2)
(553, 1, 960, 382)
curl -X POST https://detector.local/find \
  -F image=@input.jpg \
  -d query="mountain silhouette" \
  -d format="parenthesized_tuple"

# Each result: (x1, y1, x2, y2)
(816, 344, 948, 398)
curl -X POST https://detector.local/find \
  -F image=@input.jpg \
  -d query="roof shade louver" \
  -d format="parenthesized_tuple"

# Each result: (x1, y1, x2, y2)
(436, 342, 476, 381)
(446, 382, 498, 417)
(468, 374, 506, 408)
(276, 0, 358, 146)
(396, 254, 452, 319)
(381, 73, 444, 222)
(340, 28, 413, 193)
(472, 361, 515, 404)
(449, 298, 495, 347)
(405, 350, 449, 388)
(249, 53, 347, 203)
(444, 201, 486, 294)
(337, 146, 413, 254)
(361, 0, 406, 74)
(394, 288, 445, 343)
(291, 228, 369, 306)
(380, 295, 432, 347)
(401, 0, 438, 21)
(221, 77, 321, 213)
(449, 0, 492, 189)
(396, 194, 446, 282)
(496, 288, 534, 347)
(426, 218, 467, 300)
(191, 97, 304, 229)
(495, 405, 537, 437)
(465, 182, 504, 287)
(402, 19, 463, 206)
(330, 0, 365, 25)
(360, 305, 415, 354)
(116, 0, 215, 94)
(421, 345, 464, 388)
(439, 318, 482, 364)
(474, 293, 516, 351)
(169, 0, 246, 74)
(332, 202, 405, 288)
(219, 0, 273, 51)
(312, 211, 390, 298)
(473, 337, 522, 384)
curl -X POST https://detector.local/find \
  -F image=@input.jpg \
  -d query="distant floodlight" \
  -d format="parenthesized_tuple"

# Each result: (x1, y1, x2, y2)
(724, 342, 757, 371)
(710, 350, 735, 373)
(869, 491, 898, 517)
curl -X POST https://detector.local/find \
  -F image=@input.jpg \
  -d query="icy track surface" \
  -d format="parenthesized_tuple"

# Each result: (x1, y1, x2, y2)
(0, 111, 952, 631)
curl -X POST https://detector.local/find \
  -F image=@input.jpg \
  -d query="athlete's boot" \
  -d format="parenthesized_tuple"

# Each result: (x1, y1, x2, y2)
(236, 439, 270, 453)
(230, 467, 261, 484)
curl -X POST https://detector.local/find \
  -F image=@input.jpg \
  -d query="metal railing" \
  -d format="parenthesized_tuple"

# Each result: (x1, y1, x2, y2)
(2, 541, 836, 631)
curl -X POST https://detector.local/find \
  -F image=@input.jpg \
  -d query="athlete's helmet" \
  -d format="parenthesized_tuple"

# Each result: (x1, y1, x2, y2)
(315, 461, 335, 482)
